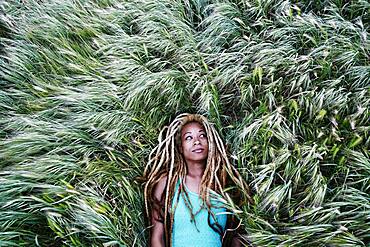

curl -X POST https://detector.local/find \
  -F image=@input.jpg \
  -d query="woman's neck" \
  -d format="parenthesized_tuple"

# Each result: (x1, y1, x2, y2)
(186, 161, 205, 179)
(185, 161, 205, 194)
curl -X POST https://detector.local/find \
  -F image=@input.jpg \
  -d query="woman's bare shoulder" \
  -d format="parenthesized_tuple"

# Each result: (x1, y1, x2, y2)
(153, 176, 167, 200)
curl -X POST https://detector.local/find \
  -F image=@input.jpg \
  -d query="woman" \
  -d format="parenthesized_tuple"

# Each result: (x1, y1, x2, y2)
(143, 113, 252, 247)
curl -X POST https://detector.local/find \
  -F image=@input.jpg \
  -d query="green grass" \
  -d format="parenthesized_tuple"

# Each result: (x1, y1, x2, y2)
(0, 0, 369, 246)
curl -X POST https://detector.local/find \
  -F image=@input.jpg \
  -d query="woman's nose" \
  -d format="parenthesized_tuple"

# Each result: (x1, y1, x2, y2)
(193, 140, 200, 145)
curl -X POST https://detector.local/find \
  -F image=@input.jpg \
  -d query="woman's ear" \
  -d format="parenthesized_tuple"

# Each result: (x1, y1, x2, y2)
(178, 143, 183, 154)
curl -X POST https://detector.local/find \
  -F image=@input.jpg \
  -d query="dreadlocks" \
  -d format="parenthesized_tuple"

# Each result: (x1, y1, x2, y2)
(143, 113, 252, 246)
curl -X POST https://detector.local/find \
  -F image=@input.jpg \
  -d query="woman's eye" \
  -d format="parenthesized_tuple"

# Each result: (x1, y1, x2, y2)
(185, 136, 192, 140)
(200, 134, 207, 138)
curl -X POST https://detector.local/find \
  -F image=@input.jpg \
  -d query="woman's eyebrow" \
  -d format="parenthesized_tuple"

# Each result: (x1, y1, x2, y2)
(183, 131, 192, 137)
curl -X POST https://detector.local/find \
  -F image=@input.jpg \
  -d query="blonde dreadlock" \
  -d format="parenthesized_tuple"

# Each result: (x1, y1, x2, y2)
(143, 113, 252, 246)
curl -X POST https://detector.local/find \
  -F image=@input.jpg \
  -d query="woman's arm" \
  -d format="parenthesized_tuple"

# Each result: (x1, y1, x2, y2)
(150, 218, 164, 247)
(227, 214, 243, 247)
(150, 177, 167, 247)
(231, 235, 242, 247)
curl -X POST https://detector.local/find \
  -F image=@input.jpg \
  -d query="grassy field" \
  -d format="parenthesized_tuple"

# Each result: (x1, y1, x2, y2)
(0, 0, 369, 246)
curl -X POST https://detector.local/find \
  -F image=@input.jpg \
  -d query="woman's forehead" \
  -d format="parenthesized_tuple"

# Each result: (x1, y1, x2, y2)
(181, 122, 205, 134)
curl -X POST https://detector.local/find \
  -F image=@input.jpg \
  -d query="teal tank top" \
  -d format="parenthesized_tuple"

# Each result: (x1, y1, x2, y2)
(171, 180, 227, 247)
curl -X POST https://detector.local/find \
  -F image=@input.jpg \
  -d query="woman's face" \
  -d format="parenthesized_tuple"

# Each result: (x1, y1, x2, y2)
(180, 122, 209, 164)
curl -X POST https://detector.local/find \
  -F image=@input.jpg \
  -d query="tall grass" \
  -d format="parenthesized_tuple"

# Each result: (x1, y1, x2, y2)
(0, 0, 369, 246)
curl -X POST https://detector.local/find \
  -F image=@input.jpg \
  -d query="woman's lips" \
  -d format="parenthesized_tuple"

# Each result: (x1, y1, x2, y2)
(192, 148, 204, 153)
